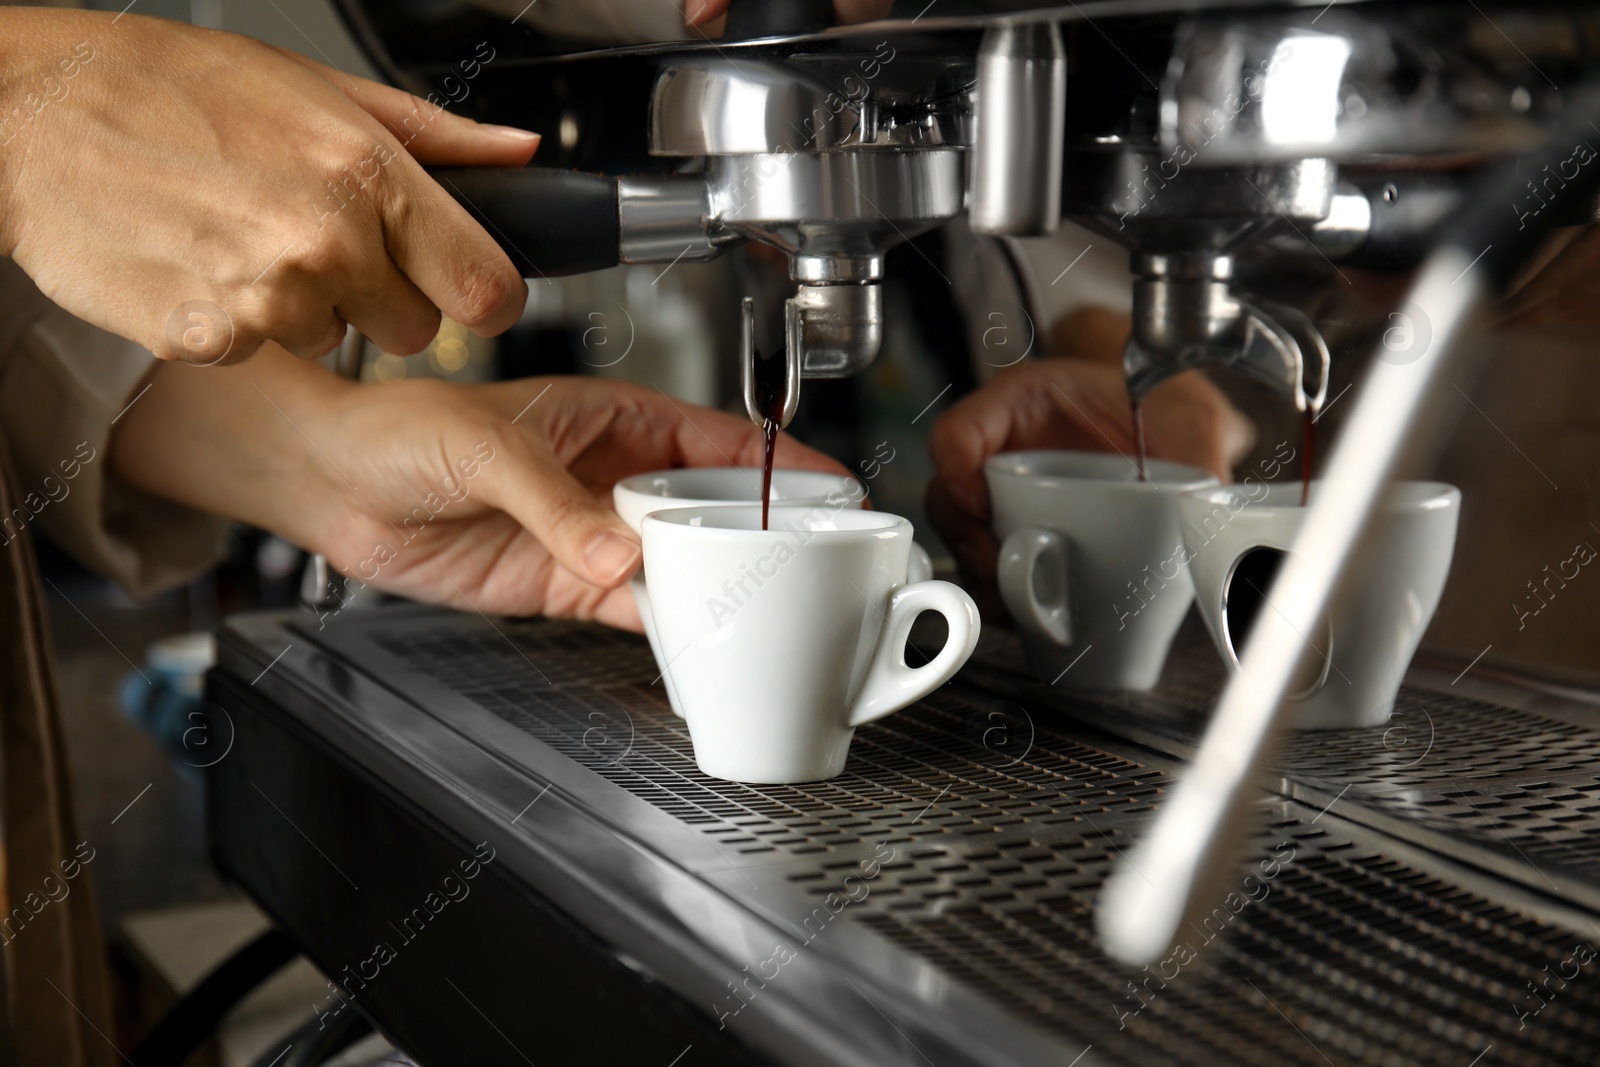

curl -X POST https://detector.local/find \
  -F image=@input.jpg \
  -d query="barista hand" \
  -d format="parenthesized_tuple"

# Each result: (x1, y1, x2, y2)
(685, 0, 893, 27)
(110, 346, 849, 630)
(926, 308, 1254, 615)
(0, 10, 538, 366)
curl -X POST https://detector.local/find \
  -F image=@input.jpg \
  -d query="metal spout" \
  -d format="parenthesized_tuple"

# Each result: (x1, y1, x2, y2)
(739, 297, 801, 429)
(1124, 253, 1329, 415)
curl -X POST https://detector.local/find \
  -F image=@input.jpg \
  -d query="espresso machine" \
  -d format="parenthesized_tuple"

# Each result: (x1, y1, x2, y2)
(197, 4, 1600, 1065)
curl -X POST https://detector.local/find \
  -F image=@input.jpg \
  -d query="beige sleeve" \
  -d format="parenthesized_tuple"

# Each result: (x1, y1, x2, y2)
(0, 259, 232, 600)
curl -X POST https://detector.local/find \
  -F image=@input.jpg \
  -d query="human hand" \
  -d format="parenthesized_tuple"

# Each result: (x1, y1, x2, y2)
(926, 309, 1254, 615)
(111, 348, 849, 630)
(0, 11, 538, 366)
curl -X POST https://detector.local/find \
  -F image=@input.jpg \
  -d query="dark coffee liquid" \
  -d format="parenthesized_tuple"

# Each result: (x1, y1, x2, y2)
(1301, 410, 1317, 506)
(1131, 399, 1148, 482)
(752, 349, 788, 531)
(761, 415, 778, 530)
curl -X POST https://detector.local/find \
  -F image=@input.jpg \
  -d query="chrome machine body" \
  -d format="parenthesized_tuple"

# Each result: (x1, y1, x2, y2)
(335, 0, 1600, 970)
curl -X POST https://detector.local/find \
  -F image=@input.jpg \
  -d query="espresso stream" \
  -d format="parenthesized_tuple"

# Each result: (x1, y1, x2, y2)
(1301, 410, 1317, 506)
(1134, 396, 1320, 500)
(752, 348, 788, 530)
(1131, 399, 1148, 482)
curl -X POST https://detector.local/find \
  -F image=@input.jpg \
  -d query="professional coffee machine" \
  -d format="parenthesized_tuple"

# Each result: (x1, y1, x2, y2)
(341, 0, 1600, 959)
(197, 5, 1600, 1065)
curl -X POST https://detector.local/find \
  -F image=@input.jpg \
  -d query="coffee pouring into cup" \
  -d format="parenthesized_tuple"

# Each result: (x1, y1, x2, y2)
(986, 450, 1218, 691)
(615, 468, 932, 716)
(641, 505, 979, 783)
(1178, 480, 1460, 729)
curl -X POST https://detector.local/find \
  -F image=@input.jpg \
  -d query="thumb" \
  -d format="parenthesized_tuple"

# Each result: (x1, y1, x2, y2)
(482, 442, 642, 589)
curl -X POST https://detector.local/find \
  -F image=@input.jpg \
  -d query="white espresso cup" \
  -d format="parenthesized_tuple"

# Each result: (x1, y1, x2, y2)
(1178, 480, 1460, 729)
(615, 468, 929, 717)
(986, 451, 1218, 691)
(640, 505, 980, 783)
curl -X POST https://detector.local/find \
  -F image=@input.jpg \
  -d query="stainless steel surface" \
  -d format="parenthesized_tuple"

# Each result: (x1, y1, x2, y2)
(1158, 12, 1547, 164)
(1122, 252, 1329, 411)
(1265, 181, 1369, 258)
(786, 281, 884, 379)
(1066, 154, 1336, 249)
(218, 607, 1600, 1066)
(970, 22, 1065, 236)
(616, 175, 733, 264)
(651, 58, 966, 155)
(1099, 249, 1487, 968)
(648, 56, 966, 384)
(709, 150, 963, 264)
(740, 296, 801, 429)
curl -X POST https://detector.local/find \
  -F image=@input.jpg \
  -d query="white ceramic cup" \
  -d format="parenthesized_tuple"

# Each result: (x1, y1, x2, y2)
(640, 505, 980, 783)
(614, 468, 930, 717)
(985, 450, 1218, 691)
(1178, 480, 1460, 729)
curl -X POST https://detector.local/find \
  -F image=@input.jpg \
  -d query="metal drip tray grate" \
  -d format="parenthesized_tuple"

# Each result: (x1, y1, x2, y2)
(348, 616, 1600, 1066)
(971, 619, 1600, 905)
(843, 824, 1600, 1067)
(376, 629, 1167, 857)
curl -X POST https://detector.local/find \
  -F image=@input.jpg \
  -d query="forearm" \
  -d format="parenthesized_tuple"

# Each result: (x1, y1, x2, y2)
(109, 343, 352, 545)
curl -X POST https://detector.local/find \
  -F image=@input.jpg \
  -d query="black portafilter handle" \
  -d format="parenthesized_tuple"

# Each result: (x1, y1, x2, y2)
(722, 0, 835, 39)
(425, 166, 620, 278)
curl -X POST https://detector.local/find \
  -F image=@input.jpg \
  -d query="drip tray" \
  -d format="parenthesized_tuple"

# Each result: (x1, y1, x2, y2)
(209, 607, 1600, 1067)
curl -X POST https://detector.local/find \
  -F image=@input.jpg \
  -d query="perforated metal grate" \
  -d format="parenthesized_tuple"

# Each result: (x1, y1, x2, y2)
(379, 629, 1166, 858)
(973, 618, 1600, 900)
(809, 820, 1600, 1067)
(370, 618, 1600, 1066)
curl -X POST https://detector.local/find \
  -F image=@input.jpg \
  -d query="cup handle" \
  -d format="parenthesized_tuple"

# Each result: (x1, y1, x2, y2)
(997, 527, 1072, 646)
(847, 581, 981, 728)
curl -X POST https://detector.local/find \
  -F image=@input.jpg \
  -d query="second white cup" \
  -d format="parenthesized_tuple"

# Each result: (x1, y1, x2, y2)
(986, 450, 1218, 691)
(1178, 480, 1460, 729)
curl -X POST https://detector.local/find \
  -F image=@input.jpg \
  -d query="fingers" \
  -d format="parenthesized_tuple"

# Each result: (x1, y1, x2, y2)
(684, 0, 723, 25)
(334, 257, 442, 357)
(928, 364, 1068, 521)
(273, 48, 542, 167)
(928, 357, 1255, 540)
(1049, 306, 1132, 367)
(657, 397, 850, 475)
(1142, 373, 1257, 480)
(359, 90, 541, 167)
(380, 153, 530, 337)
(275, 48, 532, 338)
(277, 311, 350, 362)
(479, 435, 644, 589)
(926, 359, 1153, 522)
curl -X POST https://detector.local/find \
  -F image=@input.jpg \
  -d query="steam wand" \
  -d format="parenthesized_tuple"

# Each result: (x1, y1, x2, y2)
(1094, 86, 1600, 968)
